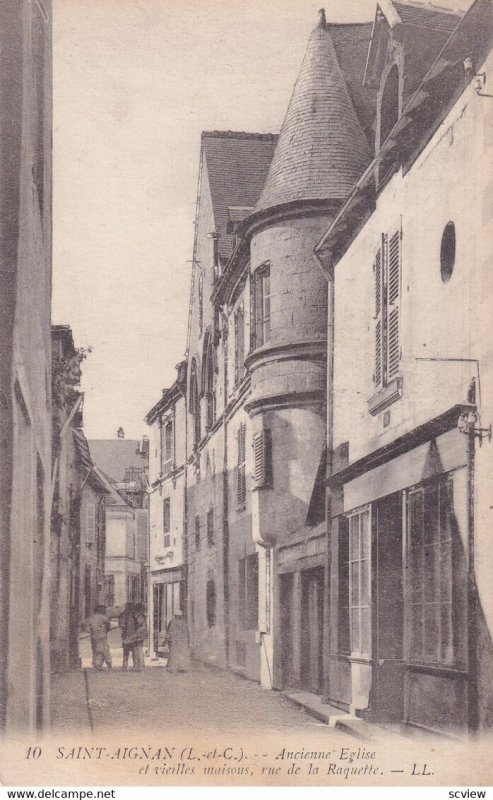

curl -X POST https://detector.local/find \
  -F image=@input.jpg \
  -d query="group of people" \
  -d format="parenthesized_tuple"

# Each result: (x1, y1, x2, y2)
(81, 603, 192, 673)
(81, 602, 147, 671)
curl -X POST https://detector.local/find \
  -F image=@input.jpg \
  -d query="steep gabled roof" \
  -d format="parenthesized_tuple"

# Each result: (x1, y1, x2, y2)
(329, 23, 377, 139)
(393, 2, 463, 34)
(365, 1, 464, 86)
(254, 13, 372, 215)
(202, 131, 278, 261)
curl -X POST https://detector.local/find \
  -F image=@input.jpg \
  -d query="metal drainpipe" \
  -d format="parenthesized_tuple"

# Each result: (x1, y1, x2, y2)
(222, 317, 230, 668)
(314, 250, 334, 704)
(467, 418, 479, 733)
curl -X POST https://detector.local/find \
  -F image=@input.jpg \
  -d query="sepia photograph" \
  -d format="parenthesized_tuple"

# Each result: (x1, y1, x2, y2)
(0, 0, 492, 791)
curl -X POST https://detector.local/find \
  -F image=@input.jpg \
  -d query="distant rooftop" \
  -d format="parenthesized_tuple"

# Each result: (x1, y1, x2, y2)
(88, 439, 148, 484)
(201, 131, 278, 261)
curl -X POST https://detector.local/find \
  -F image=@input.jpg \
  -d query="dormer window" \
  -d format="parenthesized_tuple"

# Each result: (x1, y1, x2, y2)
(189, 359, 200, 446)
(379, 63, 400, 149)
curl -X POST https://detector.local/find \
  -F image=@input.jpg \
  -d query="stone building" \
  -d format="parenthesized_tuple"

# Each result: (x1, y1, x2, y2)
(145, 361, 187, 655)
(180, 14, 378, 691)
(148, 0, 493, 736)
(89, 437, 149, 610)
(51, 326, 110, 670)
(0, 0, 53, 731)
(184, 131, 277, 678)
(315, 0, 493, 734)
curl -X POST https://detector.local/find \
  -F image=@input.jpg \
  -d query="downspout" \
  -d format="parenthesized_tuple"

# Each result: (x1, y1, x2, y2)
(222, 316, 230, 668)
(466, 415, 478, 733)
(176, 380, 189, 621)
(314, 247, 334, 704)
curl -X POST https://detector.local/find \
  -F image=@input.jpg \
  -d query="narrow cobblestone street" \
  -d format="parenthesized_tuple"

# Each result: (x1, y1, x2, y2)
(52, 639, 344, 737)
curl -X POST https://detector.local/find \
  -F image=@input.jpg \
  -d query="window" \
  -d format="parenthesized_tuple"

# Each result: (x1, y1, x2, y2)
(195, 515, 201, 550)
(252, 429, 270, 488)
(374, 229, 401, 388)
(206, 580, 216, 627)
(189, 359, 200, 446)
(84, 565, 92, 618)
(238, 554, 259, 630)
(338, 517, 350, 654)
(163, 498, 171, 547)
(379, 64, 399, 148)
(440, 222, 456, 282)
(198, 273, 203, 337)
(237, 424, 246, 510)
(252, 264, 271, 348)
(128, 574, 140, 604)
(207, 508, 214, 546)
(86, 503, 96, 543)
(406, 477, 462, 665)
(205, 343, 216, 431)
(348, 508, 371, 657)
(234, 304, 245, 385)
(105, 574, 115, 608)
(161, 419, 173, 475)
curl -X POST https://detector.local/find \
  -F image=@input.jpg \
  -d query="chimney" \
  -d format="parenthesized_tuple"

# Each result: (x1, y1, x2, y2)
(117, 427, 125, 439)
(318, 8, 326, 28)
(140, 436, 150, 458)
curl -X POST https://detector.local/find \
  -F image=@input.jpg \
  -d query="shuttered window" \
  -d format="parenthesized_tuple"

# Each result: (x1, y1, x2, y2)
(387, 231, 400, 380)
(238, 554, 259, 630)
(207, 508, 214, 546)
(163, 497, 170, 533)
(252, 429, 270, 488)
(162, 419, 173, 475)
(374, 247, 383, 387)
(374, 229, 401, 388)
(86, 503, 96, 543)
(194, 515, 200, 550)
(237, 424, 246, 510)
(234, 304, 245, 385)
(253, 265, 271, 348)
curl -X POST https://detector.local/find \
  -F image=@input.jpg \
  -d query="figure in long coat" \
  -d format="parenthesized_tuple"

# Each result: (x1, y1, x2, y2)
(166, 611, 192, 673)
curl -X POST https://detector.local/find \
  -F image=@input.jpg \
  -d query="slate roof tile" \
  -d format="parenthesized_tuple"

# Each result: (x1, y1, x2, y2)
(254, 17, 372, 214)
(202, 132, 278, 261)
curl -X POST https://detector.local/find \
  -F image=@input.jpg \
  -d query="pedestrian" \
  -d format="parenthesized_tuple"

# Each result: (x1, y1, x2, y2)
(132, 603, 147, 672)
(118, 602, 137, 671)
(166, 610, 192, 673)
(81, 605, 112, 671)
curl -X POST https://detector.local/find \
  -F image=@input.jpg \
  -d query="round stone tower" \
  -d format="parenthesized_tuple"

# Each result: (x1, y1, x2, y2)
(244, 9, 371, 547)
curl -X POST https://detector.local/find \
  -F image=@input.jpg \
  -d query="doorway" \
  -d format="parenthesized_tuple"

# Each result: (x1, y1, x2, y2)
(301, 567, 324, 693)
(371, 493, 404, 721)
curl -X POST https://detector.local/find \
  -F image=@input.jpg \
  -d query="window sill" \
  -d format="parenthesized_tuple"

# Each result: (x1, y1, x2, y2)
(405, 661, 467, 677)
(367, 376, 403, 416)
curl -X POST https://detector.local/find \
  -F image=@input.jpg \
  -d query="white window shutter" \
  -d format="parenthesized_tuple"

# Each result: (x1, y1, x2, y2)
(252, 431, 266, 486)
(387, 230, 401, 380)
(374, 246, 383, 387)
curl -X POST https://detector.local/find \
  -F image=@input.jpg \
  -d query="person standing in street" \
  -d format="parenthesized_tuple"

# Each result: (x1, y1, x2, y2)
(118, 602, 137, 671)
(81, 605, 112, 671)
(166, 610, 192, 673)
(132, 603, 147, 672)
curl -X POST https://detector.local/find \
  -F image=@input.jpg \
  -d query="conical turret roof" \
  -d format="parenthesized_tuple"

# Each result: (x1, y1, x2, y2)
(255, 11, 372, 215)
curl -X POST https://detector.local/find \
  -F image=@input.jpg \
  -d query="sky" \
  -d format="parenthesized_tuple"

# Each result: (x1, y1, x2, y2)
(52, 0, 472, 440)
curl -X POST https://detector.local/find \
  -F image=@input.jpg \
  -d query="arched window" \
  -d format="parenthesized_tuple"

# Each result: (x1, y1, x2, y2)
(206, 580, 216, 627)
(252, 263, 271, 349)
(189, 358, 200, 446)
(205, 342, 216, 430)
(379, 64, 400, 148)
(198, 273, 203, 338)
